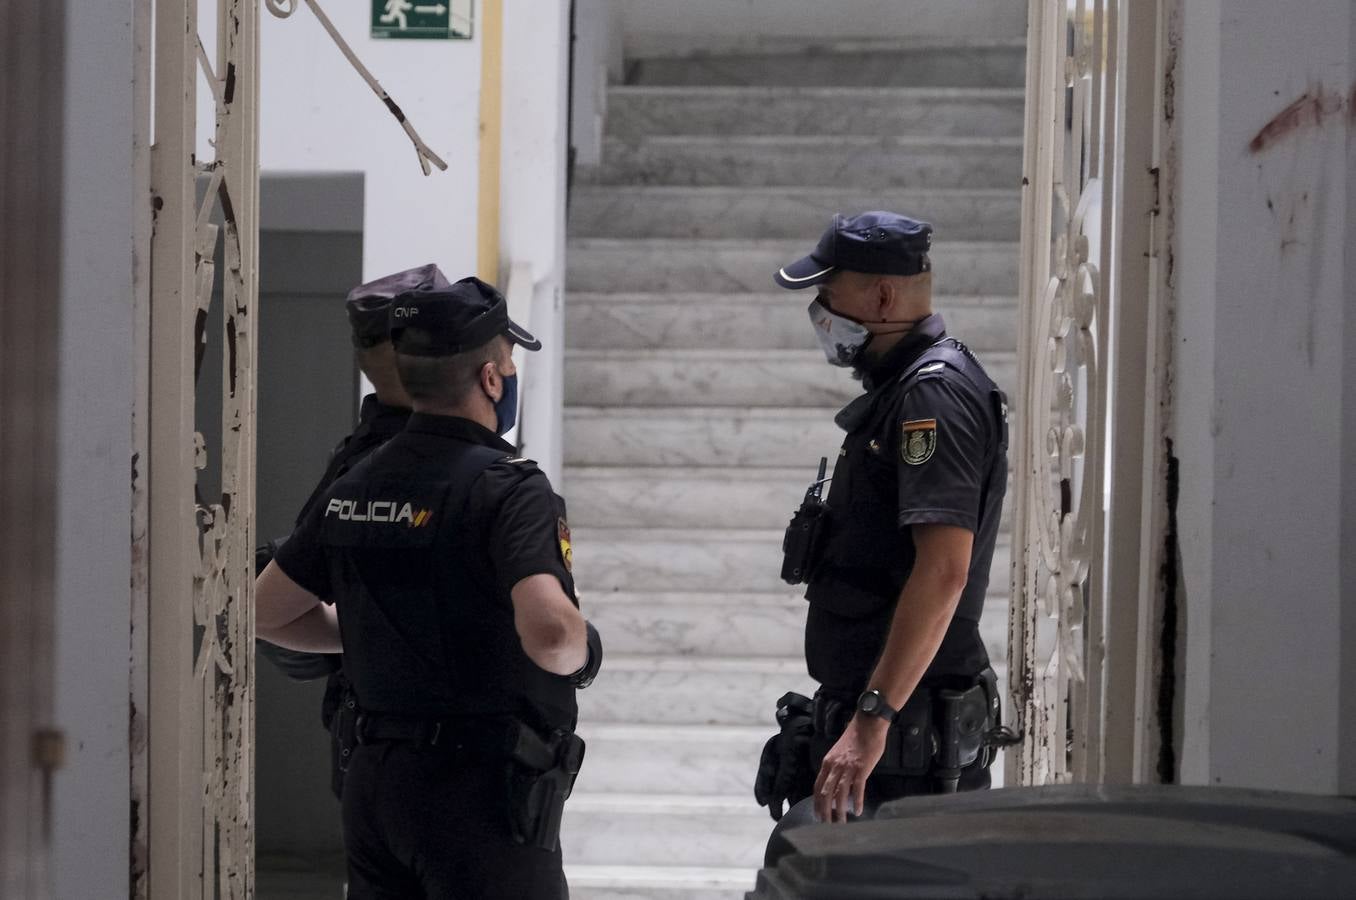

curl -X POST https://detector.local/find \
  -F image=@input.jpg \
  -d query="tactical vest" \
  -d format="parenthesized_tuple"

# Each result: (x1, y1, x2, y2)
(806, 338, 1008, 624)
(319, 437, 577, 734)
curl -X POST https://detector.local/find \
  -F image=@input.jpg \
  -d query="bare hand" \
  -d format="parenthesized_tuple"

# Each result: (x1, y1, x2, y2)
(813, 715, 888, 824)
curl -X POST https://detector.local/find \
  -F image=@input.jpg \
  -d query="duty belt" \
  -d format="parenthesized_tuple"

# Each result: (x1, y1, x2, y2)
(353, 712, 536, 758)
(811, 669, 1016, 791)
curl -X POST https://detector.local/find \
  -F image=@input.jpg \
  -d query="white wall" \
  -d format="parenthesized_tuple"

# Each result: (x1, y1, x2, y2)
(250, 4, 570, 479)
(569, 0, 623, 168)
(502, 1, 571, 480)
(1173, 0, 1354, 795)
(252, 4, 484, 282)
(1340, 1, 1356, 799)
(52, 1, 135, 896)
(620, 0, 1028, 57)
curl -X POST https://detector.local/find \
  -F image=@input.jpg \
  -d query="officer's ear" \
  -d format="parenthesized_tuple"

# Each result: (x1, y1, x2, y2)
(478, 358, 502, 403)
(874, 278, 895, 322)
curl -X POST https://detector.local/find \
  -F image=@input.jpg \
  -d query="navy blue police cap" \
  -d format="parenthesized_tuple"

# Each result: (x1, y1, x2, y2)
(346, 263, 451, 348)
(388, 276, 542, 357)
(773, 211, 933, 289)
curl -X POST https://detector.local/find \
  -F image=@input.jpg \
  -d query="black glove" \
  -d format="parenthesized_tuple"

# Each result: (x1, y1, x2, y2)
(257, 640, 343, 681)
(254, 536, 289, 577)
(754, 692, 816, 821)
(567, 621, 602, 689)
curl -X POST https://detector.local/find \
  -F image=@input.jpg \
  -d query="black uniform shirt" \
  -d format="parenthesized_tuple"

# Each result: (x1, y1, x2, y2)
(258, 393, 411, 683)
(294, 393, 413, 526)
(274, 413, 579, 730)
(804, 314, 1008, 692)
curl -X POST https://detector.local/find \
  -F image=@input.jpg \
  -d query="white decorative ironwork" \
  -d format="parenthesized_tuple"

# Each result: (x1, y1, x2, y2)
(138, 0, 258, 895)
(133, 0, 457, 893)
(1009, 0, 1119, 785)
(192, 2, 258, 895)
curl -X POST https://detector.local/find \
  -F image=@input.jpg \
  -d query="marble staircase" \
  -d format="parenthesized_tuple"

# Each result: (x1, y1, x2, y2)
(561, 36, 1023, 900)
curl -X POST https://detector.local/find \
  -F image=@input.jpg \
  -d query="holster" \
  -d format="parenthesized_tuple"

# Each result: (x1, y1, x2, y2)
(932, 684, 990, 792)
(781, 500, 828, 585)
(505, 722, 585, 852)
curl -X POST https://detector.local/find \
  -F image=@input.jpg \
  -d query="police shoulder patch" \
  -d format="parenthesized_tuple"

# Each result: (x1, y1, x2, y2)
(901, 418, 938, 466)
(557, 517, 573, 573)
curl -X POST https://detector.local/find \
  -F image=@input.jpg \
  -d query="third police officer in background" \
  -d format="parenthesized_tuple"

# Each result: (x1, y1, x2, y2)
(257, 263, 447, 798)
(256, 275, 601, 899)
(756, 212, 1013, 834)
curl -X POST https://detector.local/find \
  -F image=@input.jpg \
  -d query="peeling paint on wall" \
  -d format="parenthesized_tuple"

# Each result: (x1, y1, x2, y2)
(1247, 85, 1350, 156)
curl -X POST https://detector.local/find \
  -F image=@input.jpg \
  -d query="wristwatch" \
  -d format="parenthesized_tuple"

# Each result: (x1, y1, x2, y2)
(856, 689, 898, 722)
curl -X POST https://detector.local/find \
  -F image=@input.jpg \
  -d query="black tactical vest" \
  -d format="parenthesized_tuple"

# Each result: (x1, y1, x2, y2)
(319, 433, 577, 734)
(806, 338, 1008, 656)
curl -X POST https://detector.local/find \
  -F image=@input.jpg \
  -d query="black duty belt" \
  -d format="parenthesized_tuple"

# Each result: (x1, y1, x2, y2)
(354, 713, 520, 755)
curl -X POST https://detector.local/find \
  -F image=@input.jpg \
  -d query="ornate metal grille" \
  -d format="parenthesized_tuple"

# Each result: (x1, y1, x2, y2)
(136, 1, 258, 896)
(1009, 0, 1120, 785)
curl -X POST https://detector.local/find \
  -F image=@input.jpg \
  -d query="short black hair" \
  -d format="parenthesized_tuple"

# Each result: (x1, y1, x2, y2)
(394, 335, 507, 405)
(356, 341, 393, 382)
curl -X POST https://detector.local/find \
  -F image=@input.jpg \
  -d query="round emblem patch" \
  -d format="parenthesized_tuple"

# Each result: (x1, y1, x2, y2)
(901, 419, 937, 466)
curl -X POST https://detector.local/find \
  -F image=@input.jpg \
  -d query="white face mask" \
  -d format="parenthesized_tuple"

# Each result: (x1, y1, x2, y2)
(807, 299, 873, 368)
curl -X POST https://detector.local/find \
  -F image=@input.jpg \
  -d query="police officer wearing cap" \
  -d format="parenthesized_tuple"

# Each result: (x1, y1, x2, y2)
(755, 212, 1011, 834)
(256, 263, 449, 798)
(256, 276, 601, 899)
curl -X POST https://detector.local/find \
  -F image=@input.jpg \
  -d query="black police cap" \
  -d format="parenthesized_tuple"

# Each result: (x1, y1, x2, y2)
(774, 211, 933, 290)
(389, 276, 542, 357)
(346, 263, 451, 348)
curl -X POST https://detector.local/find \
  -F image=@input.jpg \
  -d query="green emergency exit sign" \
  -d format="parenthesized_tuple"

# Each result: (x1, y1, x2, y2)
(371, 0, 474, 40)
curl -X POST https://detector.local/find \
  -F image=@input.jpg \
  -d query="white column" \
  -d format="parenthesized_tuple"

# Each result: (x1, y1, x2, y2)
(1173, 0, 1354, 794)
(501, 0, 571, 482)
(1342, 4, 1356, 799)
(51, 1, 136, 896)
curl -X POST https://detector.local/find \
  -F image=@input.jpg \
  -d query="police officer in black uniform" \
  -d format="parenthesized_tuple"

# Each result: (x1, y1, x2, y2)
(257, 263, 449, 797)
(256, 275, 601, 899)
(756, 212, 1010, 831)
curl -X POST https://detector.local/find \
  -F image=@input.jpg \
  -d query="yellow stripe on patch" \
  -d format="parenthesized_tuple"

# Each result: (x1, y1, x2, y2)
(903, 418, 937, 432)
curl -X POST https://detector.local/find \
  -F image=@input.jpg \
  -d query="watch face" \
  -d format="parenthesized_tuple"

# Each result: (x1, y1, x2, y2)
(859, 692, 879, 713)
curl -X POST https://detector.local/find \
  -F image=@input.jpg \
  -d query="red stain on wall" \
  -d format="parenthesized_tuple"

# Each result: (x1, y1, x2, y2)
(1247, 87, 1349, 154)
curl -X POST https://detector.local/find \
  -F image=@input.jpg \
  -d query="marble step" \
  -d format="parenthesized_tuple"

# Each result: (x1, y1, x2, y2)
(568, 186, 1019, 241)
(563, 466, 810, 529)
(565, 292, 1018, 352)
(564, 406, 839, 468)
(563, 349, 1017, 408)
(562, 465, 1014, 535)
(626, 39, 1026, 89)
(578, 653, 1009, 727)
(580, 589, 1011, 662)
(576, 654, 812, 726)
(604, 86, 1025, 139)
(562, 406, 1022, 469)
(581, 591, 806, 658)
(566, 865, 752, 900)
(573, 723, 767, 796)
(566, 239, 1018, 296)
(570, 526, 1011, 598)
(582, 135, 1021, 190)
(562, 793, 772, 869)
(572, 527, 788, 593)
